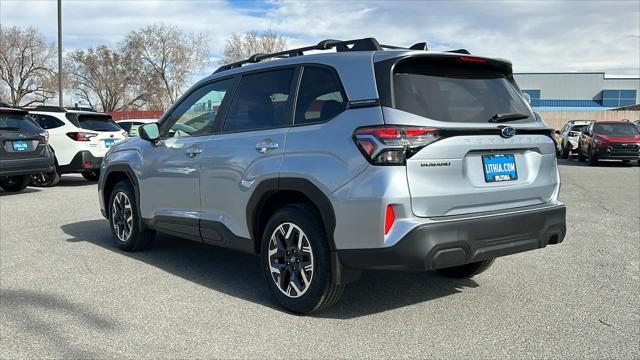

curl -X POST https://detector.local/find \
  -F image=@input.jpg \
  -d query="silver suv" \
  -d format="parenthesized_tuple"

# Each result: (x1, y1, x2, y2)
(98, 38, 566, 314)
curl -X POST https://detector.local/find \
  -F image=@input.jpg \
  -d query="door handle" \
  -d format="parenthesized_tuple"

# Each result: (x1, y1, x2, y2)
(185, 146, 203, 158)
(256, 141, 279, 154)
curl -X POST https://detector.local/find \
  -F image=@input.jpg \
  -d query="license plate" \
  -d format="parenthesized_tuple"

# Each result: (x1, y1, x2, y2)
(12, 141, 29, 152)
(482, 154, 518, 183)
(104, 139, 115, 148)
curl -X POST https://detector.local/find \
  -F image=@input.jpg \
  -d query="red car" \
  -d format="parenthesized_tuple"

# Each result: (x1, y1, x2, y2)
(578, 121, 640, 166)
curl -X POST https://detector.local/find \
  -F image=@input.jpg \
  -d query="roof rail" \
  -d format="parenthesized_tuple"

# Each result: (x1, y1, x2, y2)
(29, 105, 66, 112)
(215, 37, 383, 73)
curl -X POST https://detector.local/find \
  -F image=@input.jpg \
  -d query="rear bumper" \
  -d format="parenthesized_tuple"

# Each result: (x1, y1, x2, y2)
(58, 151, 102, 173)
(337, 204, 566, 271)
(594, 149, 640, 160)
(0, 149, 55, 177)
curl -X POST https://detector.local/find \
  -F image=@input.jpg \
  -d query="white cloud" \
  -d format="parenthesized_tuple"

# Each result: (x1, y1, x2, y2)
(1, 0, 638, 75)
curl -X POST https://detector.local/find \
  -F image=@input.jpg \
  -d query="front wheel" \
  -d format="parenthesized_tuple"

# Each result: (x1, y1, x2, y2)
(437, 259, 495, 278)
(0, 175, 31, 192)
(587, 146, 598, 166)
(261, 204, 344, 314)
(108, 181, 155, 251)
(81, 170, 100, 182)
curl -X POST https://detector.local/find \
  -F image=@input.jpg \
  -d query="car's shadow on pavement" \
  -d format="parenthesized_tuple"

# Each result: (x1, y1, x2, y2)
(61, 219, 478, 319)
(56, 176, 98, 187)
(557, 158, 638, 167)
(0, 188, 41, 196)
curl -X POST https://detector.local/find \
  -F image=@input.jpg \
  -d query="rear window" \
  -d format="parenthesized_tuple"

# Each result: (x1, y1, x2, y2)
(0, 111, 43, 132)
(67, 113, 121, 132)
(594, 123, 639, 137)
(392, 60, 532, 123)
(570, 125, 588, 132)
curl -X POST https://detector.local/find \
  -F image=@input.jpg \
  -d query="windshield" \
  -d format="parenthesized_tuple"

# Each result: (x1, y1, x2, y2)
(594, 123, 639, 137)
(570, 125, 588, 132)
(76, 114, 121, 132)
(0, 112, 43, 132)
(392, 61, 533, 123)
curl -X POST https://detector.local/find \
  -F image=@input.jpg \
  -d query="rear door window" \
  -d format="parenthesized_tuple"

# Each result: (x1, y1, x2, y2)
(223, 68, 294, 132)
(33, 114, 65, 129)
(295, 66, 346, 125)
(391, 60, 533, 123)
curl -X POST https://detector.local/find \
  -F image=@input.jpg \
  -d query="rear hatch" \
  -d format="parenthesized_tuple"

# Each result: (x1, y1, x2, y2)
(67, 113, 126, 152)
(0, 109, 48, 161)
(374, 53, 558, 217)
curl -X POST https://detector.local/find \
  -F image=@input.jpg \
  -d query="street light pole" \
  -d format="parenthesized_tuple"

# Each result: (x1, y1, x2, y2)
(57, 0, 63, 107)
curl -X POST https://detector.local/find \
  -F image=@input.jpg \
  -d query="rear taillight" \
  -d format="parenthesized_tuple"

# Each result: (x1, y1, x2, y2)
(66, 132, 98, 141)
(43, 131, 49, 144)
(353, 126, 440, 165)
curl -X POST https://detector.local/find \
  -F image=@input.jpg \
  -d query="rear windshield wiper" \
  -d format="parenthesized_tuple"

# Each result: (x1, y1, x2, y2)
(488, 113, 530, 123)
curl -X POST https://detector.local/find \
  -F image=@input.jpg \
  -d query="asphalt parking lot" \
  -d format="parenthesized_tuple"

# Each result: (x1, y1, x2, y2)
(1, 160, 638, 359)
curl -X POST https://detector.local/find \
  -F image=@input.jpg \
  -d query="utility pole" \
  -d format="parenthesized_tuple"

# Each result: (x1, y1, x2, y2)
(57, 0, 63, 107)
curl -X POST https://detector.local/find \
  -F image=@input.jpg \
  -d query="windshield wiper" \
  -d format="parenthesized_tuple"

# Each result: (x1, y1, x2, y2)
(488, 113, 530, 123)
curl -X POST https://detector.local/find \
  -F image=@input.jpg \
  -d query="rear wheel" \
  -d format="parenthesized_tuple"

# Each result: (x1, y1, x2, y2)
(31, 167, 61, 187)
(261, 204, 344, 314)
(0, 175, 31, 192)
(81, 170, 100, 182)
(561, 146, 569, 159)
(109, 181, 155, 251)
(437, 259, 495, 279)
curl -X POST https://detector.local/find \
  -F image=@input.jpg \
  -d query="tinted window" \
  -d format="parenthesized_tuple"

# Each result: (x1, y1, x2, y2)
(295, 67, 345, 125)
(166, 78, 235, 137)
(594, 123, 639, 137)
(70, 114, 121, 132)
(118, 122, 132, 132)
(224, 69, 294, 132)
(570, 125, 588, 132)
(33, 114, 65, 129)
(0, 111, 42, 132)
(392, 60, 533, 123)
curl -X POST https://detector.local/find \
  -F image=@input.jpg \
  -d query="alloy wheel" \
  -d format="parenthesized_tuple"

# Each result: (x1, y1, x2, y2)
(111, 192, 133, 242)
(268, 222, 314, 298)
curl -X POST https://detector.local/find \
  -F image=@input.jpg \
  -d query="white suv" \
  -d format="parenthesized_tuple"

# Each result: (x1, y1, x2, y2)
(28, 106, 127, 186)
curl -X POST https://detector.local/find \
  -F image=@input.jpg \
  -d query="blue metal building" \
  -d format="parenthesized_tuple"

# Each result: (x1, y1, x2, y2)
(514, 73, 640, 111)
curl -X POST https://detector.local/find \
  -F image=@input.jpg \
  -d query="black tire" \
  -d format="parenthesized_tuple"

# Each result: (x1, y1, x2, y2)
(81, 170, 100, 182)
(577, 147, 586, 162)
(587, 146, 598, 166)
(260, 204, 344, 314)
(0, 175, 31, 192)
(561, 146, 569, 159)
(437, 259, 495, 279)
(108, 180, 155, 251)
(31, 168, 61, 187)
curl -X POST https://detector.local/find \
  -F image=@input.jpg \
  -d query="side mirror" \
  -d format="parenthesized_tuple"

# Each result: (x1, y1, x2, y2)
(139, 123, 160, 142)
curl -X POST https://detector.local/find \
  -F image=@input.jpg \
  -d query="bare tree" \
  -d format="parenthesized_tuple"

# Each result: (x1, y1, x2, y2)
(0, 26, 57, 106)
(221, 30, 287, 65)
(124, 24, 209, 108)
(65, 45, 147, 112)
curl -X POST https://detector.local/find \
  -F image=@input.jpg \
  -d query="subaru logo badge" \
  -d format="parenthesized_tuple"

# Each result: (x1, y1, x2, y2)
(500, 126, 516, 138)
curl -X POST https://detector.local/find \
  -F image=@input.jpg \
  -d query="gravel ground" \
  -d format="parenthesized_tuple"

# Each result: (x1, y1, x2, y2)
(1, 159, 639, 359)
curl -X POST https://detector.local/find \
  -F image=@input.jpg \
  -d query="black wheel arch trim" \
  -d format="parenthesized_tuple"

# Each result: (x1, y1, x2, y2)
(102, 164, 145, 230)
(247, 177, 337, 251)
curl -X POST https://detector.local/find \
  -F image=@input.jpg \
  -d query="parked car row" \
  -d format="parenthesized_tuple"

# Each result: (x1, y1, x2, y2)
(554, 119, 640, 166)
(0, 102, 157, 192)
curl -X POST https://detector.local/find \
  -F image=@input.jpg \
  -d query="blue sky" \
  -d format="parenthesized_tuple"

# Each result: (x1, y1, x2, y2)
(1, 0, 639, 76)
